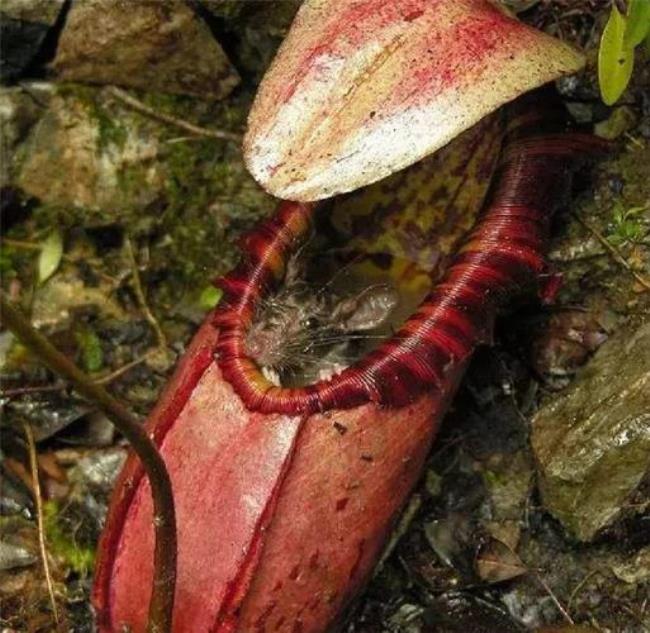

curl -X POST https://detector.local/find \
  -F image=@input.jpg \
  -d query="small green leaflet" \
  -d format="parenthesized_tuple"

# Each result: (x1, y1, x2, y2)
(37, 230, 63, 284)
(198, 286, 222, 310)
(75, 328, 104, 373)
(625, 0, 650, 48)
(599, 0, 650, 106)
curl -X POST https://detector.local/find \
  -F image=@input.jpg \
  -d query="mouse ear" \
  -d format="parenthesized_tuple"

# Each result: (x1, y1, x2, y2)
(244, 0, 584, 202)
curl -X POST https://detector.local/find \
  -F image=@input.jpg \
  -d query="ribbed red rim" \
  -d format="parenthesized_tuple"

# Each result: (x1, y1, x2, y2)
(213, 97, 608, 416)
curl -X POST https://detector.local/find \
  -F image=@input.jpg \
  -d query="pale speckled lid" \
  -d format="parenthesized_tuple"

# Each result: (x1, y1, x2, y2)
(244, 0, 584, 202)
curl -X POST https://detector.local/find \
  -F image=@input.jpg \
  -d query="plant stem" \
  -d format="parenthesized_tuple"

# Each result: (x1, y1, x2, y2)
(0, 293, 176, 633)
(125, 237, 168, 349)
(24, 421, 60, 626)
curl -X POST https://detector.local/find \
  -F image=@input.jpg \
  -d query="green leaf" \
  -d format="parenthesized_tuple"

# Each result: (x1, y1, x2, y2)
(612, 201, 626, 225)
(198, 285, 222, 310)
(599, 5, 635, 106)
(37, 230, 63, 284)
(75, 328, 104, 373)
(625, 0, 650, 47)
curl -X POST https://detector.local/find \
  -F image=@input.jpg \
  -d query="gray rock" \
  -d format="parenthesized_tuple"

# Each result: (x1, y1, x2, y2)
(0, 85, 48, 187)
(69, 448, 127, 494)
(532, 323, 650, 541)
(53, 0, 239, 99)
(17, 90, 166, 217)
(0, 0, 64, 25)
(0, 540, 37, 571)
(610, 546, 650, 584)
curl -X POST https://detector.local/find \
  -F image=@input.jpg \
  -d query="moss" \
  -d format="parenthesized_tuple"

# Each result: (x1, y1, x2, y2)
(43, 500, 95, 576)
(74, 327, 104, 373)
(58, 83, 128, 151)
(33, 202, 84, 232)
(140, 91, 197, 117)
(145, 131, 267, 305)
(482, 469, 501, 489)
(95, 105, 128, 151)
(140, 86, 250, 131)
(113, 159, 154, 214)
(26, 84, 272, 311)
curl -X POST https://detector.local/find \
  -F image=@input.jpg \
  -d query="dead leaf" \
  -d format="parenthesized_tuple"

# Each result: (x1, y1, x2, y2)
(475, 537, 528, 583)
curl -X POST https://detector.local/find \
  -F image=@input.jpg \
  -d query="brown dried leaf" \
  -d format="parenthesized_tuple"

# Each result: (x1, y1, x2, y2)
(475, 537, 528, 584)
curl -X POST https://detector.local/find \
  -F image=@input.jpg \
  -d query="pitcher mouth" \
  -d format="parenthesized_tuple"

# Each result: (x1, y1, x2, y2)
(213, 120, 593, 416)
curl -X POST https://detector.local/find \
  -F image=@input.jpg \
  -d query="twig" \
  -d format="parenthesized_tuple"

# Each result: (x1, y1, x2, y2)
(624, 132, 645, 150)
(125, 237, 168, 349)
(0, 382, 68, 398)
(376, 494, 422, 572)
(23, 421, 60, 626)
(106, 86, 242, 143)
(567, 569, 599, 613)
(1, 238, 42, 251)
(1, 294, 176, 633)
(535, 571, 574, 625)
(574, 214, 650, 292)
(94, 349, 155, 385)
(1, 350, 156, 398)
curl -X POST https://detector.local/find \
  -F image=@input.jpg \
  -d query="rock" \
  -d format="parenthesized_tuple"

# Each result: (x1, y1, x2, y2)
(528, 309, 609, 390)
(53, 0, 239, 99)
(0, 540, 37, 571)
(0, 0, 63, 24)
(532, 322, 650, 541)
(31, 270, 125, 328)
(610, 546, 650, 584)
(69, 448, 127, 495)
(0, 0, 65, 81)
(17, 89, 165, 218)
(14, 83, 268, 293)
(0, 471, 32, 517)
(0, 85, 47, 187)
(7, 397, 90, 443)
